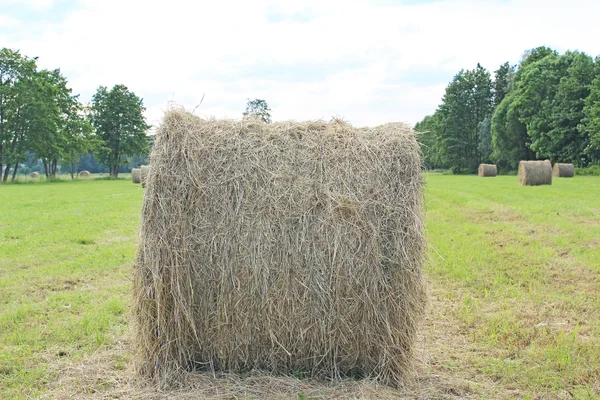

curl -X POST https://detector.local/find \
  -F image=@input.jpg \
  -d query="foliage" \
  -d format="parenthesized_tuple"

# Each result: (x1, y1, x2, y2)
(414, 114, 444, 169)
(0, 48, 37, 182)
(579, 60, 600, 163)
(419, 46, 600, 173)
(90, 85, 150, 178)
(477, 114, 493, 163)
(435, 64, 493, 173)
(493, 62, 514, 107)
(243, 98, 272, 123)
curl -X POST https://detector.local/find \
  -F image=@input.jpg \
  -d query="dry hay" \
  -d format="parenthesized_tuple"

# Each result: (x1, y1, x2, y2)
(78, 170, 91, 178)
(552, 163, 574, 178)
(518, 160, 552, 186)
(140, 165, 150, 188)
(133, 109, 427, 389)
(132, 168, 142, 184)
(30, 172, 41, 179)
(478, 164, 497, 177)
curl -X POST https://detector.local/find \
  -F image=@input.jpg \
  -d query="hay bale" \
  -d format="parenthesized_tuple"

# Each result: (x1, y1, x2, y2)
(132, 168, 142, 184)
(140, 165, 150, 188)
(133, 109, 426, 388)
(552, 163, 574, 178)
(78, 170, 91, 178)
(518, 160, 552, 186)
(30, 172, 40, 179)
(478, 164, 497, 177)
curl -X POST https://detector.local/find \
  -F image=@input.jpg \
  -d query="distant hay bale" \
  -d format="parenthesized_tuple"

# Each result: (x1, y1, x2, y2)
(78, 170, 91, 178)
(140, 165, 150, 188)
(552, 163, 574, 178)
(518, 160, 552, 186)
(133, 109, 426, 389)
(132, 168, 141, 184)
(478, 164, 497, 177)
(30, 172, 40, 179)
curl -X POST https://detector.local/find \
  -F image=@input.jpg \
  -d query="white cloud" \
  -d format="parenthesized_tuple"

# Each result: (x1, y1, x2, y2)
(1, 0, 55, 11)
(0, 15, 21, 28)
(3, 0, 600, 128)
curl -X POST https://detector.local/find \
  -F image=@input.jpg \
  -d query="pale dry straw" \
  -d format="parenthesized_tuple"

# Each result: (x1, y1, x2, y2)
(478, 164, 497, 177)
(518, 160, 552, 186)
(552, 163, 574, 178)
(140, 165, 150, 188)
(132, 168, 142, 184)
(133, 109, 427, 389)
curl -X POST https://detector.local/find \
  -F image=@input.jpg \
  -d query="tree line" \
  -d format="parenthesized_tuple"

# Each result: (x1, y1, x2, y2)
(415, 46, 600, 173)
(0, 48, 150, 182)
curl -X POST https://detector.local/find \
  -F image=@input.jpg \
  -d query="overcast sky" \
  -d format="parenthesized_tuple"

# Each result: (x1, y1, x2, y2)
(1, 0, 599, 130)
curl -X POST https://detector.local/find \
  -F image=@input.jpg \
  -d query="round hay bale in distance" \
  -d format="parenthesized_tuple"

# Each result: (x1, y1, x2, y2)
(478, 164, 497, 177)
(30, 172, 41, 179)
(132, 168, 141, 184)
(552, 163, 574, 178)
(518, 160, 552, 186)
(133, 109, 427, 388)
(140, 165, 150, 188)
(78, 170, 91, 178)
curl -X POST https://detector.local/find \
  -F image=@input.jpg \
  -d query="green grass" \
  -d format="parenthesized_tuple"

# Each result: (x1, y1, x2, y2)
(0, 179, 142, 399)
(0, 175, 598, 398)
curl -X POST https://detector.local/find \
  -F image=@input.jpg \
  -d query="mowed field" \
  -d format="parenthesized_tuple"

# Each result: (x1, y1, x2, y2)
(0, 175, 599, 399)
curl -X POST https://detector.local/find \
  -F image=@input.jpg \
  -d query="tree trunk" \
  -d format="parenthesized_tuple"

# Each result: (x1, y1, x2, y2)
(43, 159, 49, 178)
(2, 163, 10, 182)
(11, 161, 18, 182)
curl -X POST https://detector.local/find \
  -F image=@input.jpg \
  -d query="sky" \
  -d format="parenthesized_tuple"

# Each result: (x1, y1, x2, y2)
(1, 0, 600, 131)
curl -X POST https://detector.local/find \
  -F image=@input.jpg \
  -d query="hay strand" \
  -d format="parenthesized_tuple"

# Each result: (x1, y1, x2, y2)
(552, 163, 574, 178)
(478, 164, 497, 177)
(140, 165, 150, 188)
(518, 160, 552, 186)
(133, 109, 426, 389)
(132, 168, 141, 184)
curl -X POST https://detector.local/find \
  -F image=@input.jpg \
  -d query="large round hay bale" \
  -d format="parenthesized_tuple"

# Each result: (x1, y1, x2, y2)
(518, 160, 552, 186)
(478, 163, 497, 177)
(552, 163, 574, 178)
(133, 109, 426, 388)
(30, 172, 40, 179)
(78, 170, 91, 178)
(140, 165, 150, 188)
(132, 168, 141, 184)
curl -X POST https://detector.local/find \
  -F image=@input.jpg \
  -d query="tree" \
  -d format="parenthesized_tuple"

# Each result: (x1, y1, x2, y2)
(493, 62, 514, 107)
(519, 46, 558, 69)
(414, 113, 444, 169)
(28, 69, 80, 179)
(62, 103, 95, 179)
(437, 64, 493, 172)
(90, 85, 150, 178)
(491, 93, 533, 170)
(243, 99, 272, 123)
(547, 51, 596, 165)
(477, 115, 493, 163)
(579, 58, 600, 163)
(0, 48, 37, 182)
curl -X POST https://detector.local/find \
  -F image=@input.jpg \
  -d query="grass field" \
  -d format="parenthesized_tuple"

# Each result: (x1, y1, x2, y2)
(0, 175, 599, 399)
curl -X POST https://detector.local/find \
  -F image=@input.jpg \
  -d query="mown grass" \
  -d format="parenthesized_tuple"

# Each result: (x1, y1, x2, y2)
(0, 175, 598, 399)
(0, 179, 142, 398)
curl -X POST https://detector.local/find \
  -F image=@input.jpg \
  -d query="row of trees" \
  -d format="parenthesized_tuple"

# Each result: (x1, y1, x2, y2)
(416, 46, 600, 172)
(0, 48, 150, 182)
